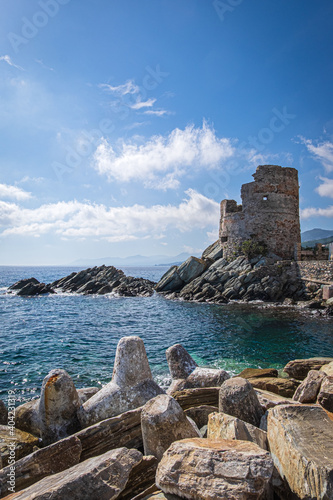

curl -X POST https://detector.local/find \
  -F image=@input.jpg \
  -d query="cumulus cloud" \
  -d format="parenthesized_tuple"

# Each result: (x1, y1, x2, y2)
(300, 137, 333, 172)
(315, 177, 333, 198)
(0, 190, 220, 240)
(301, 205, 333, 219)
(0, 55, 24, 70)
(0, 183, 32, 201)
(93, 122, 235, 190)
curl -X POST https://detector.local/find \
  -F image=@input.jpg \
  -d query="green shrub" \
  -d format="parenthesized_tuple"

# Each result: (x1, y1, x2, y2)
(240, 239, 268, 259)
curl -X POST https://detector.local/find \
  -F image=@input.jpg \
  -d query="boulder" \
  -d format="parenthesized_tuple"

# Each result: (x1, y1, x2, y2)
(0, 425, 40, 467)
(292, 369, 326, 403)
(141, 394, 200, 461)
(248, 376, 300, 398)
(156, 438, 274, 499)
(8, 277, 39, 290)
(166, 343, 197, 380)
(39, 369, 81, 445)
(219, 377, 264, 427)
(17, 282, 55, 296)
(78, 336, 164, 427)
(184, 405, 218, 429)
(317, 376, 333, 412)
(237, 367, 278, 379)
(15, 399, 40, 436)
(77, 386, 99, 404)
(0, 400, 7, 425)
(283, 357, 333, 380)
(320, 361, 333, 377)
(155, 266, 184, 293)
(0, 435, 82, 497)
(255, 388, 296, 412)
(201, 240, 223, 262)
(208, 411, 268, 450)
(172, 387, 220, 410)
(177, 256, 209, 284)
(4, 447, 154, 500)
(267, 404, 333, 499)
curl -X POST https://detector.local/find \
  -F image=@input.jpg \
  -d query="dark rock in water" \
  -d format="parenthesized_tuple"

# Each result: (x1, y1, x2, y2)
(8, 277, 39, 290)
(17, 282, 55, 296)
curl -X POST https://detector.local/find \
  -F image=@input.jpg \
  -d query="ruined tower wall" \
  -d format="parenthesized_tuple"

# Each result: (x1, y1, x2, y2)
(219, 165, 301, 260)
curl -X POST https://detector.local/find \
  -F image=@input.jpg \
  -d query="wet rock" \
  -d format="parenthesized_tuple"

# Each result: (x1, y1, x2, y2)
(17, 282, 55, 296)
(292, 369, 326, 403)
(208, 412, 268, 450)
(317, 376, 333, 412)
(219, 377, 264, 427)
(77, 386, 99, 404)
(156, 438, 274, 499)
(237, 367, 278, 379)
(0, 400, 8, 425)
(248, 376, 300, 398)
(283, 357, 333, 380)
(0, 425, 40, 467)
(0, 435, 82, 497)
(267, 404, 333, 499)
(4, 447, 149, 500)
(79, 336, 164, 427)
(141, 394, 200, 461)
(184, 405, 218, 429)
(39, 369, 81, 445)
(15, 399, 40, 436)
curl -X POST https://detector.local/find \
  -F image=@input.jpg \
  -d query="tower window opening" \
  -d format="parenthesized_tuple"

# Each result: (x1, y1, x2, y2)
(263, 195, 268, 201)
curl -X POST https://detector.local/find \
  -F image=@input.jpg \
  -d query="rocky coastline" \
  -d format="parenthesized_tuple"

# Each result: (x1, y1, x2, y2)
(1, 336, 333, 499)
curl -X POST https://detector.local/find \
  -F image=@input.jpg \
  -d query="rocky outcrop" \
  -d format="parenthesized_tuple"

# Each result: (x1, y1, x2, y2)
(166, 343, 229, 393)
(0, 425, 40, 467)
(317, 376, 333, 412)
(219, 377, 264, 427)
(141, 395, 200, 461)
(292, 369, 326, 403)
(39, 369, 81, 445)
(156, 438, 274, 499)
(7, 265, 156, 297)
(283, 357, 333, 380)
(78, 336, 164, 427)
(208, 412, 268, 450)
(267, 404, 333, 499)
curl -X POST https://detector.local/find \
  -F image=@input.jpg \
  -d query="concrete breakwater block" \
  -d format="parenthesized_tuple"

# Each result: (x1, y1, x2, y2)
(219, 377, 264, 427)
(166, 343, 230, 394)
(78, 336, 164, 428)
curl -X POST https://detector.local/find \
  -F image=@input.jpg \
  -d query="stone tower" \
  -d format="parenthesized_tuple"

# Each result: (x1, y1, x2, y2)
(219, 165, 301, 260)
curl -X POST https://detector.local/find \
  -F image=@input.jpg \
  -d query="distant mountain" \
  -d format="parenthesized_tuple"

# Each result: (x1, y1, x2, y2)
(301, 235, 333, 249)
(301, 228, 333, 242)
(70, 252, 195, 267)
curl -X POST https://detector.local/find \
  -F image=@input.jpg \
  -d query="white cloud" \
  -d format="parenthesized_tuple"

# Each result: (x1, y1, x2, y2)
(315, 177, 333, 198)
(130, 98, 156, 110)
(0, 55, 24, 71)
(144, 109, 170, 116)
(93, 122, 235, 190)
(99, 80, 140, 96)
(301, 205, 333, 219)
(0, 183, 32, 201)
(300, 137, 333, 172)
(0, 190, 220, 240)
(35, 59, 54, 72)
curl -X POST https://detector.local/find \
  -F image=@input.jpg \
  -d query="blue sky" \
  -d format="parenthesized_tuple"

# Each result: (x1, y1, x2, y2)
(0, 0, 333, 265)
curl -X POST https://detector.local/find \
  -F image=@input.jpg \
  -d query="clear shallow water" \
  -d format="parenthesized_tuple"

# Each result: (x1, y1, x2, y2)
(0, 266, 332, 404)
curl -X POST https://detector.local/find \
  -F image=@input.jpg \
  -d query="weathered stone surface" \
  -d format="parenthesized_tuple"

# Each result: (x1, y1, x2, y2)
(255, 388, 296, 412)
(292, 369, 326, 403)
(166, 343, 197, 380)
(0, 425, 39, 467)
(17, 282, 55, 296)
(156, 438, 274, 499)
(8, 277, 39, 290)
(0, 400, 7, 425)
(208, 412, 268, 450)
(267, 404, 333, 499)
(283, 357, 333, 380)
(141, 395, 200, 461)
(184, 405, 218, 430)
(77, 386, 99, 404)
(39, 369, 81, 445)
(172, 387, 219, 410)
(118, 455, 158, 500)
(177, 256, 209, 284)
(219, 377, 264, 427)
(321, 361, 333, 377)
(248, 376, 300, 398)
(317, 376, 333, 412)
(0, 435, 82, 497)
(4, 447, 145, 500)
(79, 336, 164, 427)
(75, 407, 142, 461)
(201, 240, 223, 262)
(155, 266, 184, 292)
(15, 399, 40, 436)
(237, 367, 278, 379)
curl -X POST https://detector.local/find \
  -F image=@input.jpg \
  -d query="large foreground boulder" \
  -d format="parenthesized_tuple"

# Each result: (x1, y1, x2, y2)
(39, 369, 81, 445)
(292, 369, 326, 403)
(267, 404, 333, 499)
(166, 343, 229, 394)
(283, 357, 333, 380)
(79, 336, 164, 427)
(141, 395, 200, 461)
(4, 447, 156, 500)
(219, 377, 264, 427)
(156, 438, 274, 499)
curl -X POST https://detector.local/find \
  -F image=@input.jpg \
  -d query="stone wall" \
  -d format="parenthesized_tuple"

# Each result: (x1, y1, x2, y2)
(219, 165, 301, 261)
(296, 261, 333, 284)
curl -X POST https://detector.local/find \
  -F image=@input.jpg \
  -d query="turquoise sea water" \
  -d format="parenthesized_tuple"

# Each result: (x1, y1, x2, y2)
(0, 266, 332, 404)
